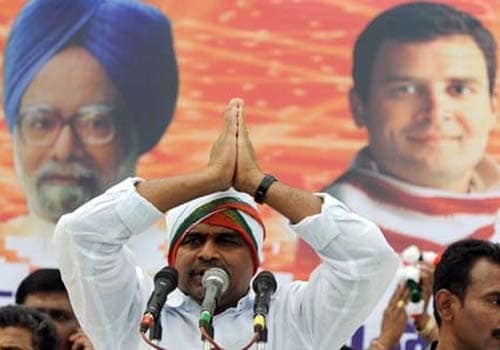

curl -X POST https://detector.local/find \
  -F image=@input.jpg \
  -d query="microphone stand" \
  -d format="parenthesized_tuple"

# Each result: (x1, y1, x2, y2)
(251, 270, 276, 350)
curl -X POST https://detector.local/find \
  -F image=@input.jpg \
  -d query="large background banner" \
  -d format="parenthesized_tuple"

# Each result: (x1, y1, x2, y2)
(1, 1, 499, 349)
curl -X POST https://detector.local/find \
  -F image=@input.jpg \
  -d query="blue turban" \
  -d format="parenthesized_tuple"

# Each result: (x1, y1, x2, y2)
(3, 0, 178, 155)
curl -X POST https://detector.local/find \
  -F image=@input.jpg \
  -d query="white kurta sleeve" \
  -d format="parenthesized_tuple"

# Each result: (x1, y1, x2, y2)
(53, 178, 163, 350)
(273, 193, 399, 350)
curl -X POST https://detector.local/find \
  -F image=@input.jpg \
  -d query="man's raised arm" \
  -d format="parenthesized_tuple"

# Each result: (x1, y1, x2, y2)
(231, 100, 399, 349)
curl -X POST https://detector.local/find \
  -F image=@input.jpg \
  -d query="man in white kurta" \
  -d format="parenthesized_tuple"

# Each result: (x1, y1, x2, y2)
(54, 99, 398, 350)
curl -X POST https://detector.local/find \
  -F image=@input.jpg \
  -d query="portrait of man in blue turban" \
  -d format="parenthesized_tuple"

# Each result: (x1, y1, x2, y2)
(0, 0, 178, 290)
(4, 0, 178, 225)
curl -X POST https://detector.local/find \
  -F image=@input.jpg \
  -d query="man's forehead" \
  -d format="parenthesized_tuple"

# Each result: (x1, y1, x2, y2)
(465, 258, 500, 298)
(373, 35, 488, 77)
(19, 46, 121, 115)
(467, 259, 500, 293)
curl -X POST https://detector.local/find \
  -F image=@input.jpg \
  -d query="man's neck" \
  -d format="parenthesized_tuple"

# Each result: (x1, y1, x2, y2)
(401, 172, 474, 193)
(358, 147, 500, 193)
(434, 334, 467, 350)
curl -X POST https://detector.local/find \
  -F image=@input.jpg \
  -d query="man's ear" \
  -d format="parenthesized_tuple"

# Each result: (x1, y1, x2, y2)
(349, 88, 367, 128)
(435, 289, 458, 323)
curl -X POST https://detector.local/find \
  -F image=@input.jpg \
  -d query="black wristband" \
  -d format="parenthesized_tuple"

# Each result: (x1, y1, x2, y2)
(254, 174, 277, 204)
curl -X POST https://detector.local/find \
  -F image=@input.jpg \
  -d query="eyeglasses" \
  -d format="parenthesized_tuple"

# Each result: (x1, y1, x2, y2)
(17, 104, 119, 147)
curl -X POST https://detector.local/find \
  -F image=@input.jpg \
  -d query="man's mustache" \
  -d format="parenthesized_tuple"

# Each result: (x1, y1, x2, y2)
(35, 160, 97, 184)
(188, 263, 228, 278)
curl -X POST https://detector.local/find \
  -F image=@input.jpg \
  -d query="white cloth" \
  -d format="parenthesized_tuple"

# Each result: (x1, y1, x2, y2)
(54, 177, 399, 350)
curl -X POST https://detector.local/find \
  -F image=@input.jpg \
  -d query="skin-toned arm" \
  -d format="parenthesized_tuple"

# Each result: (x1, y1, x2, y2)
(370, 284, 410, 350)
(138, 97, 322, 223)
(135, 100, 239, 212)
(233, 99, 322, 223)
(373, 263, 438, 349)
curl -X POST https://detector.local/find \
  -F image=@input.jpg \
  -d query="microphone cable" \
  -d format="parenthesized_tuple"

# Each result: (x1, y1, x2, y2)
(140, 331, 168, 350)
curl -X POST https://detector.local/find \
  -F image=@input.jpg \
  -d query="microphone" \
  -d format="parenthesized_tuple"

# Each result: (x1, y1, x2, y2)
(252, 270, 277, 332)
(199, 267, 230, 329)
(140, 266, 178, 333)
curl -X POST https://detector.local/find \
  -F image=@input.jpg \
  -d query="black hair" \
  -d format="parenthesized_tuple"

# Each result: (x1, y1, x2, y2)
(432, 239, 500, 326)
(15, 268, 67, 305)
(0, 304, 58, 350)
(353, 1, 497, 102)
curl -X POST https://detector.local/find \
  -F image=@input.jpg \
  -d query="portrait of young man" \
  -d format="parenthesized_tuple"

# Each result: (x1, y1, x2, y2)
(302, 1, 500, 348)
(323, 1, 500, 250)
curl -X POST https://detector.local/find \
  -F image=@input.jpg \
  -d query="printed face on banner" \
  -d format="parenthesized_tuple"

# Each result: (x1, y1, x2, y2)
(15, 46, 137, 223)
(353, 35, 497, 192)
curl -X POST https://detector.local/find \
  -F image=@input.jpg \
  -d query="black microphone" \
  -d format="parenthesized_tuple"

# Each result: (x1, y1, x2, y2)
(199, 267, 230, 329)
(252, 270, 277, 331)
(140, 266, 178, 332)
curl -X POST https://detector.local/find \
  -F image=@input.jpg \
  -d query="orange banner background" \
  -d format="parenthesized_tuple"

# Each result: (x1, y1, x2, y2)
(0, 0, 499, 274)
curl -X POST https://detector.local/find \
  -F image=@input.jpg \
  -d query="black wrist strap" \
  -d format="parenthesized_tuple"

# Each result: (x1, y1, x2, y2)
(254, 174, 277, 204)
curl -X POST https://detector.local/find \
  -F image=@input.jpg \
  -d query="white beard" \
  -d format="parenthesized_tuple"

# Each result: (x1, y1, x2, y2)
(13, 139, 138, 223)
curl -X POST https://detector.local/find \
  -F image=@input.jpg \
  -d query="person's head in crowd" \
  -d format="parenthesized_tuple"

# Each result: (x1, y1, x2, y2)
(433, 239, 500, 350)
(15, 269, 80, 350)
(166, 188, 265, 312)
(3, 0, 178, 223)
(349, 1, 498, 193)
(0, 304, 58, 350)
